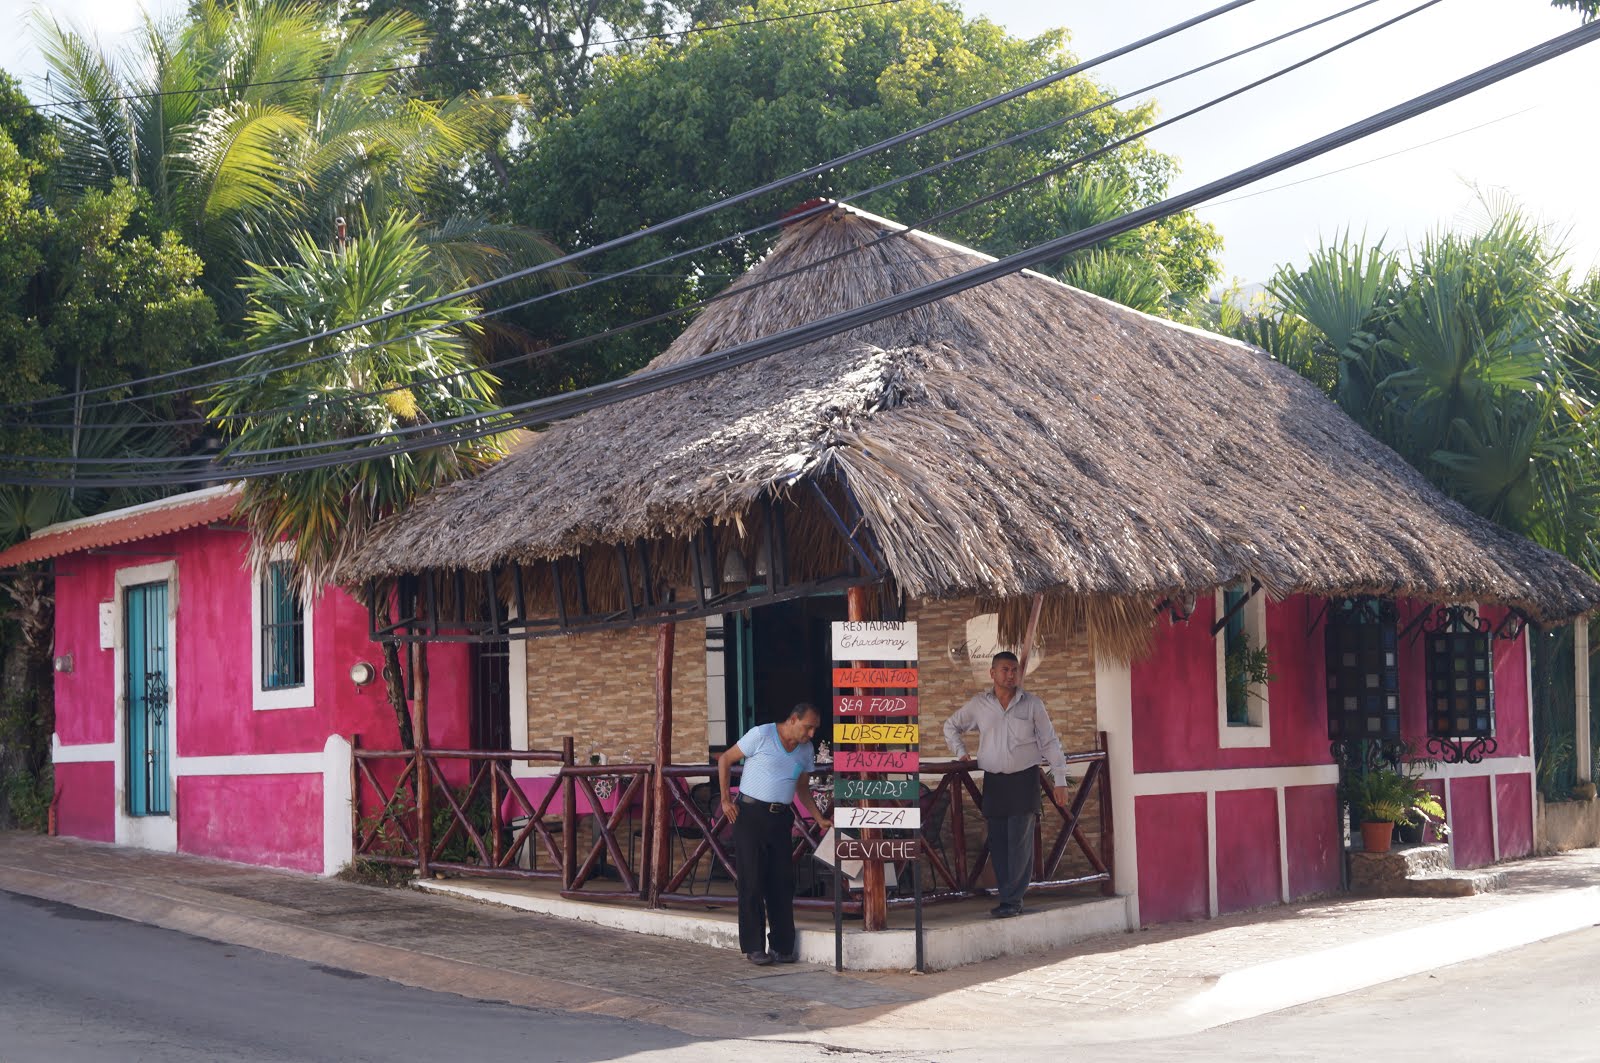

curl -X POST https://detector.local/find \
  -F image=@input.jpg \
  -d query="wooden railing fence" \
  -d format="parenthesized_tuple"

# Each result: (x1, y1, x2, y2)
(353, 733, 1115, 917)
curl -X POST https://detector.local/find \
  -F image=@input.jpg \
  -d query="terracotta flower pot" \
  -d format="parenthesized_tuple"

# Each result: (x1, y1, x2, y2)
(1361, 820, 1394, 853)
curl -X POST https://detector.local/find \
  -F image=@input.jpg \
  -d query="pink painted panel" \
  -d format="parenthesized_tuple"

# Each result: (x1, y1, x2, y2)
(177, 774, 322, 872)
(1449, 775, 1494, 869)
(54, 761, 115, 842)
(1284, 784, 1341, 899)
(52, 550, 122, 746)
(1495, 772, 1534, 860)
(1485, 609, 1529, 758)
(1131, 595, 1336, 773)
(1135, 793, 1209, 925)
(1215, 788, 1281, 914)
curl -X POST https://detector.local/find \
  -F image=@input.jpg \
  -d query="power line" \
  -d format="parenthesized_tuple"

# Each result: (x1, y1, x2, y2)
(2, 0, 1260, 414)
(10, 15, 1598, 490)
(35, 0, 911, 111)
(1199, 105, 1536, 207)
(10, 0, 1422, 458)
(17, 0, 1384, 429)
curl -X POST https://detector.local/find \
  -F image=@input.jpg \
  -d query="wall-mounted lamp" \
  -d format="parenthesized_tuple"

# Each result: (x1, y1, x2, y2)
(52, 653, 74, 674)
(349, 661, 376, 689)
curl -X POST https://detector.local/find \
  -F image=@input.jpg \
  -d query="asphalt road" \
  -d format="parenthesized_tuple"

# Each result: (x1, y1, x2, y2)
(0, 890, 857, 1063)
(4, 886, 1597, 1063)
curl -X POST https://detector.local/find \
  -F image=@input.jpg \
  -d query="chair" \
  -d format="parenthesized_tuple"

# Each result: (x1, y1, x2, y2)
(669, 781, 722, 894)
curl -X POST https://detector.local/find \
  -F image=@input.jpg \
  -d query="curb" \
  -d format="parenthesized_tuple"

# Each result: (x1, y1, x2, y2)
(1181, 886, 1600, 1027)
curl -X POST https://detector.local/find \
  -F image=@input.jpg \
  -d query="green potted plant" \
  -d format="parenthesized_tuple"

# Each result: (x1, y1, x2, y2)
(1343, 765, 1446, 853)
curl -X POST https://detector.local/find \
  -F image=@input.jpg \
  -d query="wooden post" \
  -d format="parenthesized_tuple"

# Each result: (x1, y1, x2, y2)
(561, 736, 577, 888)
(650, 622, 675, 906)
(413, 640, 431, 880)
(848, 585, 888, 932)
(1097, 731, 1115, 897)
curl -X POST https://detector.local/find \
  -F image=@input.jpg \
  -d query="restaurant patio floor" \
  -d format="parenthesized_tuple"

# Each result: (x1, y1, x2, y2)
(412, 873, 1130, 971)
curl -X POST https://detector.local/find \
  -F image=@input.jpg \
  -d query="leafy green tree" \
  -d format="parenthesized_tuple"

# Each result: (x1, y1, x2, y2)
(1224, 201, 1600, 578)
(0, 72, 215, 825)
(206, 212, 512, 745)
(37, 0, 562, 321)
(1551, 0, 1599, 19)
(508, 0, 1223, 388)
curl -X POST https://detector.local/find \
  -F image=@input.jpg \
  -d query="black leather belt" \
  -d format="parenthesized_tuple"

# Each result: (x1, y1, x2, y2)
(737, 793, 791, 814)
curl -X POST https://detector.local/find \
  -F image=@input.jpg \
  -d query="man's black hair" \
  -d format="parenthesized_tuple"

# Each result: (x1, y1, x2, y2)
(992, 651, 1019, 666)
(788, 702, 820, 721)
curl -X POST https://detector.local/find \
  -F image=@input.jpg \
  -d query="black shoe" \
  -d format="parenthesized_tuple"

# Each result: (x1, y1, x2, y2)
(990, 904, 1022, 919)
(745, 950, 775, 966)
(774, 949, 799, 964)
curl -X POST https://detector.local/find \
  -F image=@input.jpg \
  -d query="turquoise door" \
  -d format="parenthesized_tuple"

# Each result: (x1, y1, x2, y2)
(124, 580, 171, 816)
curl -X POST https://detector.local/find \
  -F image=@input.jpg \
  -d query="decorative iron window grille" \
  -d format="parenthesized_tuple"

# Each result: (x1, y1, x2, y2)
(260, 560, 306, 690)
(1324, 597, 1400, 740)
(1422, 605, 1495, 760)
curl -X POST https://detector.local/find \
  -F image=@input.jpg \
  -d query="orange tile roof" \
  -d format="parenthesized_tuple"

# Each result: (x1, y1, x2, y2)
(0, 486, 241, 568)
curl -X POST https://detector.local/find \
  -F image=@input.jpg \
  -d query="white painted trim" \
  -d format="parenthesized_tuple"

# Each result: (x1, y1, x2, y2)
(1416, 755, 1534, 781)
(51, 734, 115, 764)
(250, 543, 316, 711)
(1577, 617, 1592, 784)
(1093, 652, 1138, 926)
(113, 561, 179, 854)
(323, 734, 353, 876)
(1276, 786, 1290, 903)
(1489, 773, 1501, 861)
(1132, 764, 1340, 795)
(1216, 587, 1271, 748)
(174, 752, 326, 776)
(1206, 790, 1219, 918)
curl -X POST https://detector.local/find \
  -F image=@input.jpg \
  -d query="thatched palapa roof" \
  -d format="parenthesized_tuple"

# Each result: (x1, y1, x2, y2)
(346, 203, 1600, 648)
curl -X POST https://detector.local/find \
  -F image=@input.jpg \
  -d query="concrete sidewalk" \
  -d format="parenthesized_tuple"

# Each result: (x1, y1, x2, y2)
(2, 831, 1596, 1051)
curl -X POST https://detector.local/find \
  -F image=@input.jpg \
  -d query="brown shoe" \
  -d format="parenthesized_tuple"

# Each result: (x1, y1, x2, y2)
(745, 951, 775, 965)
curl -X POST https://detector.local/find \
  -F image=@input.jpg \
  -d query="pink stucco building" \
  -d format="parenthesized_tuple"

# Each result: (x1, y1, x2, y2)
(6, 485, 469, 874)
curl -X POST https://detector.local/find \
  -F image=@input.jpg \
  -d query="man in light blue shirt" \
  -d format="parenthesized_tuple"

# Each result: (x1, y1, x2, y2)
(943, 651, 1069, 918)
(717, 703, 831, 965)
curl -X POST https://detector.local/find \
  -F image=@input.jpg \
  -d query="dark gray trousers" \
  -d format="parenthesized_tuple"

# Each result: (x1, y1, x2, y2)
(986, 812, 1036, 909)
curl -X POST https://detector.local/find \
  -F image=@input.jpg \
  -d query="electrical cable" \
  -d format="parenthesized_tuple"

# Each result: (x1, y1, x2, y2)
(1, 0, 1259, 413)
(10, 0, 1441, 455)
(15, 0, 1390, 430)
(9, 16, 1597, 490)
(35, 0, 913, 111)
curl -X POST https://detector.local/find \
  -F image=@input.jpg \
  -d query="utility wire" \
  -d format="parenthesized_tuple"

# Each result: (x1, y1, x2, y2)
(1200, 105, 1536, 207)
(17, 0, 1386, 429)
(11, 0, 1421, 459)
(2, 0, 1259, 414)
(34, 0, 911, 111)
(10, 15, 1597, 490)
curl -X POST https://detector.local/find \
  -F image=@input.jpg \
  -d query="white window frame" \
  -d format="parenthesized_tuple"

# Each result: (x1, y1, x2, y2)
(1216, 585, 1271, 748)
(251, 544, 315, 711)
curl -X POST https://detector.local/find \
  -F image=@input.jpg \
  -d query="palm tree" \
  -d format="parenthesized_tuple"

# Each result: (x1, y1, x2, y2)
(1224, 202, 1600, 578)
(206, 212, 512, 745)
(37, 0, 564, 319)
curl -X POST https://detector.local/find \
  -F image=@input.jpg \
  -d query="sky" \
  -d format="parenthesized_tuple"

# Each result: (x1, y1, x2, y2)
(1, 0, 1595, 285)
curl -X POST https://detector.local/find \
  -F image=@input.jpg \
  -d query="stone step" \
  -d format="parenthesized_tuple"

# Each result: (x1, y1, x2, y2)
(1348, 843, 1449, 894)
(1397, 869, 1508, 897)
(1347, 842, 1509, 897)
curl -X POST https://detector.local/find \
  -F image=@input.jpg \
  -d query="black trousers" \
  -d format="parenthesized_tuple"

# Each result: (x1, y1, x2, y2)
(732, 799, 796, 955)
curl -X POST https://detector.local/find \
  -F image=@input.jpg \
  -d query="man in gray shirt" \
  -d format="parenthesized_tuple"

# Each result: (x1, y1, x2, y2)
(942, 651, 1069, 918)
